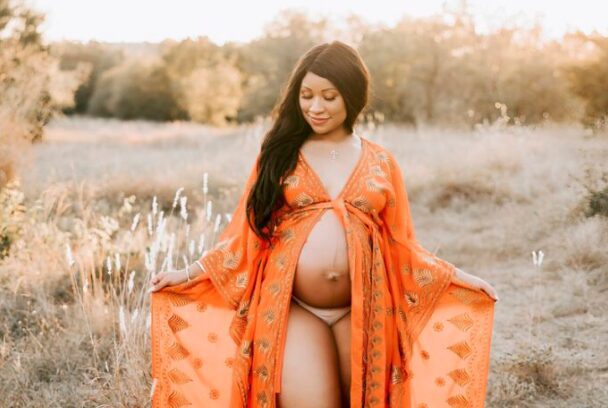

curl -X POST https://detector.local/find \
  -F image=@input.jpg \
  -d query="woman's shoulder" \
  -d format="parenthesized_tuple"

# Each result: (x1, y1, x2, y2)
(362, 137, 397, 167)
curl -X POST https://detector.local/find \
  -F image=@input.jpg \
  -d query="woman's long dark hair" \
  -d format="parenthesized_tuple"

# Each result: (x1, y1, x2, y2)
(246, 40, 371, 243)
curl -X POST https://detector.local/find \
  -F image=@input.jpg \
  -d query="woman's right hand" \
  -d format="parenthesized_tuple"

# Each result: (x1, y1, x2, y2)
(148, 268, 189, 292)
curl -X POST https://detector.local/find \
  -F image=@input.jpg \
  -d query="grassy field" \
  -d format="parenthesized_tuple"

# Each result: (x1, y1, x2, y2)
(1, 116, 607, 407)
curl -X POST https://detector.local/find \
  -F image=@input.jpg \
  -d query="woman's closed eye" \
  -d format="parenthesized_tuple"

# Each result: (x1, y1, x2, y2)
(301, 96, 336, 101)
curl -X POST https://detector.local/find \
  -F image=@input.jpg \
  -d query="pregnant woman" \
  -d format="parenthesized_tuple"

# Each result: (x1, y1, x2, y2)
(150, 40, 498, 408)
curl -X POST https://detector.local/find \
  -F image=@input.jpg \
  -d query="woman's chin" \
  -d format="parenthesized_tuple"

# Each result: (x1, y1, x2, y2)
(310, 122, 335, 134)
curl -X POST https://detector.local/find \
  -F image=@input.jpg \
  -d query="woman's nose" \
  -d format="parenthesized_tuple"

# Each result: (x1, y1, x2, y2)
(310, 97, 325, 112)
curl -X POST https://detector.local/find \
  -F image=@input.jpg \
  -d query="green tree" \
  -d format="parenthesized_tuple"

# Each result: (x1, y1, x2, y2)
(565, 33, 608, 131)
(88, 59, 184, 121)
(0, 0, 52, 188)
(51, 41, 124, 114)
(180, 59, 243, 125)
(236, 10, 327, 122)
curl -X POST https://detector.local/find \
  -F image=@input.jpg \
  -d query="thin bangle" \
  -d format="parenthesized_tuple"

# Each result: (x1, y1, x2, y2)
(195, 260, 206, 274)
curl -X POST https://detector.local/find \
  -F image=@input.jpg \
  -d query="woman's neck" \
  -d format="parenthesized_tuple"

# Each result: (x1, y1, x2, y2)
(307, 128, 356, 144)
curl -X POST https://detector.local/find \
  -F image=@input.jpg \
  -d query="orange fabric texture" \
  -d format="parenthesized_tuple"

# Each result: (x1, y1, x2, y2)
(151, 137, 496, 407)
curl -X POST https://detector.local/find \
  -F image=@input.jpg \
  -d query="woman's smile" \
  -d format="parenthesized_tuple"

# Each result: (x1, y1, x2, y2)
(309, 115, 330, 125)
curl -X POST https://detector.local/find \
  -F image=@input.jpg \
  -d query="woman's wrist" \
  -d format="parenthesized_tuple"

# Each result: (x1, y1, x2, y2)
(189, 260, 207, 279)
(453, 267, 467, 282)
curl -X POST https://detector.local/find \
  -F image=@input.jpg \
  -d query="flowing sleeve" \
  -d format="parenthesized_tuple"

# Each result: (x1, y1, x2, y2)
(150, 153, 266, 407)
(379, 148, 496, 408)
(194, 151, 266, 310)
(157, 151, 266, 311)
(379, 148, 456, 346)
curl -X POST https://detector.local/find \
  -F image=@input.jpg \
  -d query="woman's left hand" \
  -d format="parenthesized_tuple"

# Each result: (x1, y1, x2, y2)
(453, 268, 499, 302)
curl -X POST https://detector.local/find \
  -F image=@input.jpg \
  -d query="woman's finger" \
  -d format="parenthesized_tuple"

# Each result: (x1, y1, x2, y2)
(149, 277, 166, 293)
(483, 284, 499, 301)
(151, 273, 164, 285)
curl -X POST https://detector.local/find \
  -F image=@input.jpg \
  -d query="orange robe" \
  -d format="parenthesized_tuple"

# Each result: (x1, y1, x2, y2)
(151, 137, 496, 407)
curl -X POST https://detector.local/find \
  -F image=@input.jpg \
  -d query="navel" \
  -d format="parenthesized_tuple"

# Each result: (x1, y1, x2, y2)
(324, 270, 346, 281)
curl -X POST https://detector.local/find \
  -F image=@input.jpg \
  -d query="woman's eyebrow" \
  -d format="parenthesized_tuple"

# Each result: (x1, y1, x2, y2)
(301, 86, 336, 91)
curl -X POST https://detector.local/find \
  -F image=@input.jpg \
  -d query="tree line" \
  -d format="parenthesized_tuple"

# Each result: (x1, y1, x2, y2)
(3, 2, 608, 138)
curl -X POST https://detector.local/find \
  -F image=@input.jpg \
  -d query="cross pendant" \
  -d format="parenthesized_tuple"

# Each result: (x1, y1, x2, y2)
(329, 149, 339, 160)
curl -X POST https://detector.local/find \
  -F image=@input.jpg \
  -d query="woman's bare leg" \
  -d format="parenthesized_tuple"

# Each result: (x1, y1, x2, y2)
(331, 312, 351, 407)
(277, 300, 342, 408)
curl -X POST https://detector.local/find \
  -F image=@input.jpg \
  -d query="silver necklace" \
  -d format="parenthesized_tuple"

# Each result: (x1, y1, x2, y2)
(311, 132, 358, 160)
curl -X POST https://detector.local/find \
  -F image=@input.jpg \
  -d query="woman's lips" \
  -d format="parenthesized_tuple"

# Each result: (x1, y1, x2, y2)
(309, 116, 329, 125)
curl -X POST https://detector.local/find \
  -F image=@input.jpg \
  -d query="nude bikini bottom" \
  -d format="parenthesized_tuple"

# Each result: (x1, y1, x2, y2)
(291, 295, 351, 326)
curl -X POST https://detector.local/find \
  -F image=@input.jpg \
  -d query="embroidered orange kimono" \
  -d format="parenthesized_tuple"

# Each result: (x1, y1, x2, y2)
(151, 137, 496, 407)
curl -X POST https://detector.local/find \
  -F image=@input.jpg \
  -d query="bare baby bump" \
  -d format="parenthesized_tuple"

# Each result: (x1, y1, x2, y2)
(292, 210, 352, 308)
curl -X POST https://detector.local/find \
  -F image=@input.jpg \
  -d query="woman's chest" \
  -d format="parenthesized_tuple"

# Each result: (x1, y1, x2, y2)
(280, 152, 391, 215)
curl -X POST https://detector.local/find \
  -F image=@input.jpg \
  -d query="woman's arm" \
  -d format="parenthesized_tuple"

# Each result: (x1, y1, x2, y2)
(453, 267, 499, 301)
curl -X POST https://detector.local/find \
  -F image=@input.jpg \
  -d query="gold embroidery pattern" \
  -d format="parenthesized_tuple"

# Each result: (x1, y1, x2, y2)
(279, 227, 295, 243)
(370, 164, 387, 178)
(168, 367, 191, 384)
(352, 195, 373, 213)
(450, 286, 486, 307)
(222, 247, 242, 270)
(192, 358, 202, 369)
(256, 391, 269, 408)
(167, 314, 189, 333)
(405, 291, 419, 308)
(282, 174, 299, 187)
(294, 192, 314, 207)
(167, 341, 189, 360)
(391, 365, 404, 384)
(365, 178, 386, 192)
(195, 301, 207, 312)
(446, 394, 470, 408)
(448, 312, 474, 332)
(262, 309, 276, 325)
(375, 150, 390, 164)
(274, 252, 288, 271)
(447, 368, 471, 386)
(266, 281, 281, 297)
(447, 340, 472, 359)
(433, 321, 444, 331)
(254, 365, 270, 382)
(240, 339, 252, 358)
(256, 337, 270, 354)
(166, 293, 194, 307)
(414, 268, 434, 287)
(167, 390, 190, 408)
(236, 299, 250, 317)
(234, 271, 248, 289)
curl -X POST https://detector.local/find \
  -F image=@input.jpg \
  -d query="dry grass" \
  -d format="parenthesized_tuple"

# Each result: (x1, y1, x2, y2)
(1, 116, 607, 406)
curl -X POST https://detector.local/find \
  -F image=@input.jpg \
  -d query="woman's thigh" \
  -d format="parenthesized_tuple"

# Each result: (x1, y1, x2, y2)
(277, 300, 342, 408)
(331, 312, 351, 406)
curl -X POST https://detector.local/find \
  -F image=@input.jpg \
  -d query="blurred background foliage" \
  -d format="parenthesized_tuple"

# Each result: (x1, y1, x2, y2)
(3, 4, 608, 133)
(1, 2, 608, 190)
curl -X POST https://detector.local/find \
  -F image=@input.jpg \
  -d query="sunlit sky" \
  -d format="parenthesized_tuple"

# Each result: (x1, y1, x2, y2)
(29, 0, 607, 44)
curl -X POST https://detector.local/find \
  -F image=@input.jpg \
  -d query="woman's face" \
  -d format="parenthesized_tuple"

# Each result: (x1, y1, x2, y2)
(299, 71, 347, 134)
